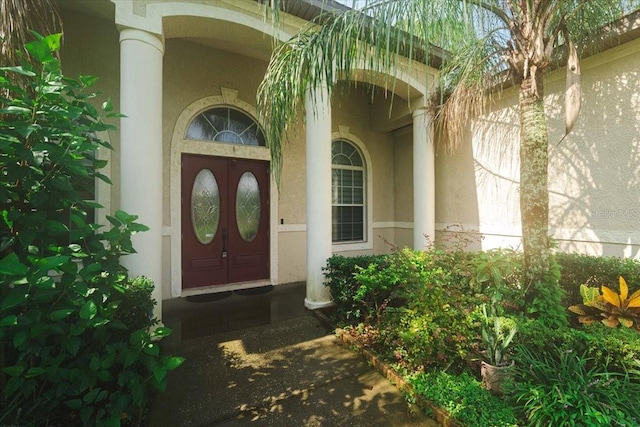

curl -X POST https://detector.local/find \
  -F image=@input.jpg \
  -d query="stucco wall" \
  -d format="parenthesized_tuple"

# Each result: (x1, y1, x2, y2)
(158, 37, 408, 288)
(392, 129, 415, 248)
(547, 39, 640, 258)
(59, 8, 121, 215)
(437, 38, 640, 259)
(59, 5, 414, 299)
(278, 83, 404, 281)
(162, 38, 269, 222)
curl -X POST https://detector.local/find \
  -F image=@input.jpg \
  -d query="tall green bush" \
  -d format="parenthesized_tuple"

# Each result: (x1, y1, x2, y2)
(0, 33, 182, 426)
(556, 253, 640, 305)
(381, 248, 483, 373)
(323, 254, 390, 323)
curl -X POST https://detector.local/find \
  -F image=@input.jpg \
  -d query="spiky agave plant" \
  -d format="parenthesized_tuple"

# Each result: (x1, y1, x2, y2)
(481, 303, 517, 366)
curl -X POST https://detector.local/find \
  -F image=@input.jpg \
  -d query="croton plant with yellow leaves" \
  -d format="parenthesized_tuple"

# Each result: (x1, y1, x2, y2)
(569, 277, 640, 329)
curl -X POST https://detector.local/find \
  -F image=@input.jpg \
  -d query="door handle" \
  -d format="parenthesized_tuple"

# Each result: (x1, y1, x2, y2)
(221, 228, 228, 258)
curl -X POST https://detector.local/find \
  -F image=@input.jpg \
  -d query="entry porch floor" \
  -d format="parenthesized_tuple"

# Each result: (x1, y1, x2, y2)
(147, 282, 437, 426)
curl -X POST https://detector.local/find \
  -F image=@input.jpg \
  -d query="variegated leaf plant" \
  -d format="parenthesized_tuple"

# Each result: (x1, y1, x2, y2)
(569, 277, 640, 329)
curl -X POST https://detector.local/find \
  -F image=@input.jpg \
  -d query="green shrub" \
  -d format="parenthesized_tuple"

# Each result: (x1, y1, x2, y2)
(115, 276, 156, 333)
(0, 34, 182, 426)
(578, 323, 640, 373)
(510, 346, 640, 426)
(381, 248, 484, 372)
(469, 248, 524, 310)
(524, 255, 568, 329)
(514, 318, 581, 355)
(556, 252, 640, 306)
(515, 318, 640, 375)
(323, 254, 390, 323)
(407, 370, 519, 427)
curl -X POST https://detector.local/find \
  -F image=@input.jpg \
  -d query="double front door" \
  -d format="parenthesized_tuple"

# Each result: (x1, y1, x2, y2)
(181, 154, 269, 289)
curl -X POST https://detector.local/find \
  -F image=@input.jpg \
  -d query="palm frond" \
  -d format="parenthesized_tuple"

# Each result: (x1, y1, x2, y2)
(259, 0, 640, 180)
(259, 0, 486, 179)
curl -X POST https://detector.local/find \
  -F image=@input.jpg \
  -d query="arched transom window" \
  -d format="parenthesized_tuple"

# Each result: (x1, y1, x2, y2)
(332, 139, 365, 243)
(186, 107, 265, 146)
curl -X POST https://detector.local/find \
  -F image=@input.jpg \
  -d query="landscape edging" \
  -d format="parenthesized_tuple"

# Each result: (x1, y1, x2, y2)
(311, 310, 462, 427)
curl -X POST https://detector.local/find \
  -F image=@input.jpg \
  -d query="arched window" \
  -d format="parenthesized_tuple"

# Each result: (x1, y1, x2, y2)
(332, 139, 365, 243)
(186, 107, 265, 146)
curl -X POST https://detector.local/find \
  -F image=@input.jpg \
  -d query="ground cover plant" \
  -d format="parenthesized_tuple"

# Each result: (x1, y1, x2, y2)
(325, 248, 640, 426)
(0, 34, 183, 426)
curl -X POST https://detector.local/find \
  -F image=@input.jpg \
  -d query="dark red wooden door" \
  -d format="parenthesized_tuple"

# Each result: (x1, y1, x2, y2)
(182, 154, 269, 289)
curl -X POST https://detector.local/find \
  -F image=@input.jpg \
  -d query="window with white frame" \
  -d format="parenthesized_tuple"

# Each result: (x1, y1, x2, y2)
(331, 139, 365, 243)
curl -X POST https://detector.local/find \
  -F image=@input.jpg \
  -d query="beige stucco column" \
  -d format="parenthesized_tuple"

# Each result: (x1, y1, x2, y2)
(304, 85, 333, 309)
(412, 108, 435, 250)
(118, 28, 164, 321)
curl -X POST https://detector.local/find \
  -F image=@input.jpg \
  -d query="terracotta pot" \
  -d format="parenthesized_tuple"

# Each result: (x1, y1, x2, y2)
(481, 360, 514, 395)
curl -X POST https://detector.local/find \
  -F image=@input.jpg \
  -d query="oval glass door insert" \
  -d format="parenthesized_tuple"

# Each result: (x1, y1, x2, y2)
(236, 172, 261, 242)
(191, 169, 220, 244)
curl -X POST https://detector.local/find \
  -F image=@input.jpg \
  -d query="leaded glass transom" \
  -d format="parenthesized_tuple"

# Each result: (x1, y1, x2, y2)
(236, 172, 261, 242)
(331, 140, 365, 243)
(186, 107, 265, 146)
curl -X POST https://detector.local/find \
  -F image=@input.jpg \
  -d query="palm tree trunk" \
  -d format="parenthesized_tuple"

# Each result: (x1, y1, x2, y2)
(519, 72, 550, 287)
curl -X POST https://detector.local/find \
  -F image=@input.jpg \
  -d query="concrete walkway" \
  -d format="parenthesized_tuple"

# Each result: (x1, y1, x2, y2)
(147, 283, 437, 426)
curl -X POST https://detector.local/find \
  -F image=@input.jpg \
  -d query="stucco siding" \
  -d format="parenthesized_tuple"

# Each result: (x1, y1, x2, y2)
(162, 38, 269, 223)
(437, 39, 640, 259)
(59, 8, 121, 214)
(56, 1, 640, 302)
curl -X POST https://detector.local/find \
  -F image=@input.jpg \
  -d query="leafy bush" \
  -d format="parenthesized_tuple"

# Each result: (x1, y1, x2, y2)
(351, 261, 404, 324)
(515, 318, 640, 374)
(323, 254, 390, 323)
(0, 34, 182, 426)
(469, 248, 524, 307)
(380, 248, 484, 372)
(115, 276, 156, 333)
(577, 323, 640, 374)
(556, 252, 640, 306)
(510, 346, 640, 426)
(513, 318, 581, 356)
(407, 370, 519, 427)
(525, 256, 568, 329)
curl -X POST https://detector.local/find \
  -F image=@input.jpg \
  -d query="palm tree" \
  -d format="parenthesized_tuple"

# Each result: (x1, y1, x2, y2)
(258, 0, 639, 304)
(0, 0, 62, 66)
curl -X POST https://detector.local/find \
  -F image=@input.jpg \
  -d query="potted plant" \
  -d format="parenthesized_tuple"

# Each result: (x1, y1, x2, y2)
(480, 303, 517, 394)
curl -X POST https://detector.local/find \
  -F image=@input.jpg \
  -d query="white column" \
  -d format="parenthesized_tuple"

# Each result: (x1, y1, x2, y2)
(304, 85, 333, 309)
(413, 108, 435, 250)
(119, 29, 164, 321)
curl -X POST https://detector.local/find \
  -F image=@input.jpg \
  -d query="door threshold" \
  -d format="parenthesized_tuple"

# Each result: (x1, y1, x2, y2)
(181, 280, 272, 297)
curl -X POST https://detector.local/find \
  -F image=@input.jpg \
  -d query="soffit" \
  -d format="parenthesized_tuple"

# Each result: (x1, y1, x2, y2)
(163, 16, 275, 61)
(268, 0, 351, 21)
(55, 0, 115, 20)
(595, 10, 640, 52)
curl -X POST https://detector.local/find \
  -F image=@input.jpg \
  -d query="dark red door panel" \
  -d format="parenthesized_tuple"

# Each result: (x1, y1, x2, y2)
(227, 159, 270, 283)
